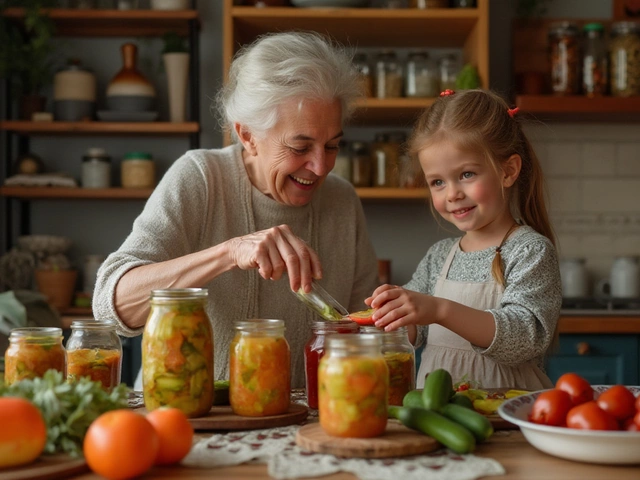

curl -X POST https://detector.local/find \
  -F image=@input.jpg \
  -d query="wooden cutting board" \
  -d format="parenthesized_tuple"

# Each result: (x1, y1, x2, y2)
(0, 455, 88, 480)
(296, 420, 439, 459)
(136, 403, 308, 431)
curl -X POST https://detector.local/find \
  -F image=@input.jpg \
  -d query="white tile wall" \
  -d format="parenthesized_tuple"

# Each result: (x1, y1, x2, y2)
(524, 124, 640, 287)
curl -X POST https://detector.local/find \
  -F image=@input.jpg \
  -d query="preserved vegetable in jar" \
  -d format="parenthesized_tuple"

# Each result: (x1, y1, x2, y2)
(610, 22, 640, 97)
(548, 22, 580, 95)
(304, 320, 360, 409)
(230, 319, 290, 416)
(4, 327, 65, 385)
(582, 22, 608, 96)
(66, 319, 122, 389)
(318, 333, 388, 437)
(142, 288, 214, 418)
(360, 326, 415, 406)
(375, 50, 403, 98)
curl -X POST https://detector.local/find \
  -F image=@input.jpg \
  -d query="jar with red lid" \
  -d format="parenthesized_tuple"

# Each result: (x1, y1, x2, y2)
(304, 320, 360, 409)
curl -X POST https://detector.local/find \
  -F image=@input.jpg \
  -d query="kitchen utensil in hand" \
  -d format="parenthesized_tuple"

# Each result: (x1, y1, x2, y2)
(292, 280, 348, 321)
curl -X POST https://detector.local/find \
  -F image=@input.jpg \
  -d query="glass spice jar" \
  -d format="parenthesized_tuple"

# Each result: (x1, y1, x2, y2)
(405, 51, 438, 98)
(353, 53, 373, 98)
(548, 22, 580, 95)
(4, 327, 66, 385)
(332, 140, 352, 183)
(230, 319, 291, 417)
(121, 151, 155, 188)
(318, 333, 388, 437)
(438, 54, 459, 92)
(304, 320, 360, 409)
(66, 319, 122, 389)
(350, 141, 372, 188)
(81, 147, 111, 188)
(142, 288, 214, 418)
(371, 132, 400, 188)
(375, 50, 403, 98)
(610, 21, 640, 97)
(582, 23, 608, 97)
(360, 326, 415, 406)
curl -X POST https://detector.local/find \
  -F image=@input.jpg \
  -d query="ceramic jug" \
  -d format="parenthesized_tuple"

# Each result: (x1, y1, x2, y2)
(560, 258, 589, 298)
(106, 43, 156, 112)
(53, 59, 97, 121)
(610, 256, 640, 298)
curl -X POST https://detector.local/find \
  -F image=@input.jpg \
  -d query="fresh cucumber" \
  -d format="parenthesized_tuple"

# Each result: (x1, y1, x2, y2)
(449, 392, 474, 410)
(422, 368, 453, 411)
(390, 406, 476, 454)
(441, 403, 494, 442)
(402, 389, 424, 408)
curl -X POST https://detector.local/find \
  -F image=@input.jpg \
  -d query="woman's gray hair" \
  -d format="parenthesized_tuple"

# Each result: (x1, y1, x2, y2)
(216, 31, 361, 141)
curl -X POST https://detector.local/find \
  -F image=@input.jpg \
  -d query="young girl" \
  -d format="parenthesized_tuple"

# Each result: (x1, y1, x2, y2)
(366, 89, 561, 390)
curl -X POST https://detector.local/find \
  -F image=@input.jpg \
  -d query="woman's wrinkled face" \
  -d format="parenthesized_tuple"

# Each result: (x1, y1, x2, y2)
(243, 98, 343, 207)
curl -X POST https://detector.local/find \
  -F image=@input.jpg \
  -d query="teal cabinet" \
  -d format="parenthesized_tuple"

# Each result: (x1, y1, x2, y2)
(546, 334, 639, 385)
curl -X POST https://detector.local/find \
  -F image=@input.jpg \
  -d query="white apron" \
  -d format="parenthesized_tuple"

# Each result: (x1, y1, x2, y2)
(416, 240, 553, 390)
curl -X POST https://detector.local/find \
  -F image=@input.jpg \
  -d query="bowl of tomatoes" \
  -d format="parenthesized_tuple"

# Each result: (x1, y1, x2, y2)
(498, 376, 640, 465)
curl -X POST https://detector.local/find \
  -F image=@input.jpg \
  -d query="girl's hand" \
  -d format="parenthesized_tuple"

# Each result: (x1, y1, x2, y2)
(365, 284, 435, 332)
(227, 224, 321, 292)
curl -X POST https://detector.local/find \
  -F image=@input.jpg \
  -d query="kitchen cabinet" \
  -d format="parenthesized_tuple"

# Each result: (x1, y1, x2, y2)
(222, 0, 489, 201)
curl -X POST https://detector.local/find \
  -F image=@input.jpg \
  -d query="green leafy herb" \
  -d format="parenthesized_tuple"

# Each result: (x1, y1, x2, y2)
(0, 370, 130, 456)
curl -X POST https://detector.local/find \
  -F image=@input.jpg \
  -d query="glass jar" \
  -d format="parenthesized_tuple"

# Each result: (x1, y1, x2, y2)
(411, 0, 448, 7)
(229, 319, 290, 417)
(332, 140, 352, 183)
(318, 333, 388, 437)
(4, 327, 65, 385)
(375, 50, 403, 99)
(142, 288, 214, 418)
(83, 254, 105, 294)
(66, 319, 122, 389)
(548, 22, 580, 95)
(610, 22, 640, 97)
(582, 23, 608, 96)
(304, 320, 360, 409)
(405, 51, 438, 98)
(81, 147, 111, 188)
(350, 141, 372, 188)
(438, 54, 459, 92)
(371, 133, 400, 188)
(360, 326, 415, 406)
(353, 53, 373, 98)
(121, 151, 155, 188)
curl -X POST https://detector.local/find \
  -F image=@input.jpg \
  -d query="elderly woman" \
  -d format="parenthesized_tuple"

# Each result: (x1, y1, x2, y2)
(92, 32, 379, 388)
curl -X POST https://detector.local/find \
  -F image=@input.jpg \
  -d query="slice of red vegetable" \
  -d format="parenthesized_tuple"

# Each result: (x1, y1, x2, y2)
(347, 308, 376, 326)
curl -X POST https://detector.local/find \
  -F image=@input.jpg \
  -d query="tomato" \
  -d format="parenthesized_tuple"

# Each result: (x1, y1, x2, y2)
(146, 407, 194, 466)
(528, 389, 573, 427)
(84, 409, 159, 480)
(635, 394, 640, 412)
(347, 308, 376, 326)
(623, 416, 639, 431)
(555, 373, 593, 406)
(566, 401, 619, 431)
(633, 410, 640, 431)
(0, 397, 47, 468)
(596, 385, 636, 421)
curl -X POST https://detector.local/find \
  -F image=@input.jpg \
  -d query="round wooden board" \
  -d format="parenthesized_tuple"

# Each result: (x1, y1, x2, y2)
(295, 420, 439, 459)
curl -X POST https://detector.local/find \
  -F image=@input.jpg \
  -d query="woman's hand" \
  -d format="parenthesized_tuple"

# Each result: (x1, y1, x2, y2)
(227, 224, 322, 292)
(365, 284, 438, 332)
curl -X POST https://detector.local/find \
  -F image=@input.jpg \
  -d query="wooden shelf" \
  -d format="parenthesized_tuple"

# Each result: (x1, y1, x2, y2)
(0, 186, 152, 200)
(0, 121, 199, 135)
(355, 188, 428, 200)
(559, 316, 640, 334)
(2, 8, 198, 36)
(352, 98, 434, 126)
(515, 95, 640, 122)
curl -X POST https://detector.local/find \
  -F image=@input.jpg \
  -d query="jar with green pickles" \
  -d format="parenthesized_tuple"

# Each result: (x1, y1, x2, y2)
(360, 326, 415, 406)
(142, 288, 214, 418)
(4, 327, 66, 385)
(318, 333, 388, 438)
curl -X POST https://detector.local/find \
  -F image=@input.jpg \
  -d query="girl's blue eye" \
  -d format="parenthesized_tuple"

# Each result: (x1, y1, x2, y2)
(462, 171, 475, 179)
(431, 179, 443, 187)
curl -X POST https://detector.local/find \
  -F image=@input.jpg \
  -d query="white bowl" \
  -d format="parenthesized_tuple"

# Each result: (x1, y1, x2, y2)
(498, 385, 640, 465)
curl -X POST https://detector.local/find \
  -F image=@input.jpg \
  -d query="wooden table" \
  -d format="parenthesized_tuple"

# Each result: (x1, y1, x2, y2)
(67, 429, 639, 479)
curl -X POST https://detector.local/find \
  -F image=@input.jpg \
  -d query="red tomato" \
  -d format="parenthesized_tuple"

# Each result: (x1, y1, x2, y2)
(566, 401, 619, 431)
(623, 416, 639, 431)
(555, 373, 593, 406)
(633, 410, 640, 430)
(596, 385, 636, 421)
(528, 389, 573, 427)
(635, 394, 640, 412)
(347, 309, 376, 326)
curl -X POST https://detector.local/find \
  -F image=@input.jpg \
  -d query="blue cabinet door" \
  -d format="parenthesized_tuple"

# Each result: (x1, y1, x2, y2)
(546, 334, 639, 385)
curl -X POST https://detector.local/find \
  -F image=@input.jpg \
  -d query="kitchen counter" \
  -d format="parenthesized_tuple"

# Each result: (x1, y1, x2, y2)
(68, 429, 639, 479)
(559, 314, 640, 334)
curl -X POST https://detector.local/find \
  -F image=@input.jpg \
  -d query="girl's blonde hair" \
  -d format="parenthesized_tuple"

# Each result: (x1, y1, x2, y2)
(409, 89, 555, 286)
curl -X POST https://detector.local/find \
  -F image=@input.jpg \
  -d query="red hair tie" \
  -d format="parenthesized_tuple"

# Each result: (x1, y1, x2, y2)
(440, 89, 455, 97)
(507, 107, 519, 118)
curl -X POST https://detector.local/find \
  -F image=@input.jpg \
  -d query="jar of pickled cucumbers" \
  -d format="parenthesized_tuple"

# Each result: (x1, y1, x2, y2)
(4, 327, 65, 385)
(304, 320, 360, 409)
(142, 288, 214, 418)
(318, 333, 388, 437)
(360, 326, 415, 406)
(230, 319, 291, 416)
(66, 319, 122, 389)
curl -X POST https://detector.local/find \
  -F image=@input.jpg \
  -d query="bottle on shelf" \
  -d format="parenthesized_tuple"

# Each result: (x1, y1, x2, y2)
(582, 22, 608, 97)
(548, 22, 581, 95)
(609, 21, 640, 97)
(374, 50, 403, 99)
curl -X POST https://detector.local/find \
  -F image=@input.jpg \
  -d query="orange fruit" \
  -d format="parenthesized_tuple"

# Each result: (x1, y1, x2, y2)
(83, 409, 159, 480)
(146, 407, 194, 465)
(0, 397, 47, 468)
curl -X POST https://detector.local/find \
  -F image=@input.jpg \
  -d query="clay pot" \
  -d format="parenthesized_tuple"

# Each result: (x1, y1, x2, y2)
(34, 269, 78, 310)
(106, 43, 156, 112)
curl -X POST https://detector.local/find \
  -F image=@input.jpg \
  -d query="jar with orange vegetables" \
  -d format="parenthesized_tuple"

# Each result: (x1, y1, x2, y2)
(142, 288, 214, 418)
(229, 319, 290, 417)
(318, 333, 388, 438)
(360, 326, 415, 406)
(66, 319, 122, 390)
(4, 327, 65, 385)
